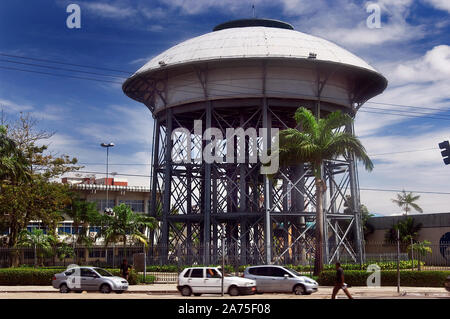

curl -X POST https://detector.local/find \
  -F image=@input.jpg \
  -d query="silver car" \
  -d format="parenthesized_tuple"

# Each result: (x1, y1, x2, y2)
(244, 265, 318, 295)
(52, 266, 128, 294)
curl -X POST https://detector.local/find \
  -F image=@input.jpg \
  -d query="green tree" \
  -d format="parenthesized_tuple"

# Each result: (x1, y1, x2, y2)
(408, 240, 432, 271)
(99, 203, 158, 257)
(0, 113, 80, 266)
(278, 107, 373, 275)
(392, 191, 423, 216)
(343, 195, 375, 239)
(385, 217, 423, 251)
(16, 229, 57, 266)
(65, 198, 102, 263)
(56, 242, 75, 266)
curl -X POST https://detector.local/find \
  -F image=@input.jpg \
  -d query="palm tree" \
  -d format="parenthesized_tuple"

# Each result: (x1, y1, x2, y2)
(56, 242, 75, 266)
(16, 229, 56, 266)
(392, 191, 423, 216)
(65, 198, 101, 263)
(385, 217, 423, 250)
(99, 203, 158, 259)
(0, 125, 30, 185)
(278, 107, 373, 275)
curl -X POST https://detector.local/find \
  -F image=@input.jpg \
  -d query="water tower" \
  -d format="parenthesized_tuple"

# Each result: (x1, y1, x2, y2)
(123, 19, 387, 266)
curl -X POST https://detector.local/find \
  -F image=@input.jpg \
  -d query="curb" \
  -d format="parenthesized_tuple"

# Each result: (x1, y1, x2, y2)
(0, 290, 179, 294)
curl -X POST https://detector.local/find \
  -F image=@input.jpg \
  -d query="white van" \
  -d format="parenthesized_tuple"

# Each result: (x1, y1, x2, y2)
(177, 267, 256, 296)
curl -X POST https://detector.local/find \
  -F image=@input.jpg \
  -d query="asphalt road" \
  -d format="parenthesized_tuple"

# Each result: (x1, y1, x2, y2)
(0, 291, 448, 299)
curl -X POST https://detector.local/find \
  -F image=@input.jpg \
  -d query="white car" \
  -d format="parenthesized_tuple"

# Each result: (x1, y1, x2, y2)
(177, 267, 256, 296)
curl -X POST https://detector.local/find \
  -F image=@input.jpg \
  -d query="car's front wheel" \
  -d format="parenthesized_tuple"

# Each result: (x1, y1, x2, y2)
(100, 284, 112, 294)
(181, 286, 192, 296)
(293, 284, 305, 295)
(115, 291, 124, 294)
(59, 284, 70, 293)
(228, 286, 240, 296)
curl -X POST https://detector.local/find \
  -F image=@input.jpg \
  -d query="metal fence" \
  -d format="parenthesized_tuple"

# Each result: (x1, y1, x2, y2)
(0, 241, 448, 271)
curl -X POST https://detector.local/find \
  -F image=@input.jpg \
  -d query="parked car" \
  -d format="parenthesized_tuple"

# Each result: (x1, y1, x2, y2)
(177, 267, 256, 296)
(244, 265, 318, 295)
(52, 266, 128, 294)
(445, 276, 450, 292)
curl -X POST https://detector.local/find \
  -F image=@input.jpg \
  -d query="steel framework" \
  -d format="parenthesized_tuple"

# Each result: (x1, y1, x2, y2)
(144, 66, 366, 266)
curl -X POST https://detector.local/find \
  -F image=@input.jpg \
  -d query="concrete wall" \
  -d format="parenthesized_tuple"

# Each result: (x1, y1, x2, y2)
(75, 189, 150, 213)
(365, 213, 450, 265)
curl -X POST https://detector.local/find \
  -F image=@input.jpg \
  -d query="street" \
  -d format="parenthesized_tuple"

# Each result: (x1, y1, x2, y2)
(0, 286, 448, 299)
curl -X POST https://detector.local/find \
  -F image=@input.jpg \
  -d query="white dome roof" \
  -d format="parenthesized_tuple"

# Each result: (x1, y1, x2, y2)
(135, 26, 377, 75)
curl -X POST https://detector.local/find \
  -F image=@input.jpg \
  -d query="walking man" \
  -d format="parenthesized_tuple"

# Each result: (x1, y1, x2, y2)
(332, 262, 353, 299)
(119, 259, 132, 281)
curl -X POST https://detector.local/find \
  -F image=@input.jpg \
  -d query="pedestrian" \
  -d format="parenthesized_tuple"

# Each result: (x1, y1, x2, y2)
(332, 262, 353, 299)
(119, 259, 132, 281)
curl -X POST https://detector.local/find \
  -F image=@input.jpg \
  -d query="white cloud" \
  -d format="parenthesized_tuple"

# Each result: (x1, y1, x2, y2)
(358, 128, 450, 215)
(0, 99, 66, 122)
(423, 0, 450, 13)
(0, 98, 33, 114)
(78, 1, 137, 19)
(159, 0, 267, 15)
(78, 104, 154, 146)
(352, 44, 450, 215)
(389, 45, 450, 83)
(288, 0, 426, 49)
(355, 45, 450, 137)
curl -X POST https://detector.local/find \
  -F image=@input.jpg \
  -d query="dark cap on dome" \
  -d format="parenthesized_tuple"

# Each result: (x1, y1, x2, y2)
(213, 18, 294, 31)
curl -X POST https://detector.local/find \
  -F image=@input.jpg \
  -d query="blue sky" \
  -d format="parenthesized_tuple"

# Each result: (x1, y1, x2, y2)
(0, 0, 449, 215)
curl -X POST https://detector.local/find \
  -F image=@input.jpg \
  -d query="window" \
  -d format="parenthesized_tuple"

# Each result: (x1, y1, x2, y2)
(248, 267, 260, 276)
(250, 267, 270, 276)
(65, 268, 76, 276)
(271, 267, 290, 277)
(89, 226, 100, 233)
(94, 268, 112, 277)
(58, 222, 73, 235)
(206, 268, 221, 278)
(89, 250, 106, 258)
(80, 268, 96, 277)
(119, 200, 144, 212)
(190, 268, 204, 278)
(95, 199, 115, 212)
(183, 269, 191, 278)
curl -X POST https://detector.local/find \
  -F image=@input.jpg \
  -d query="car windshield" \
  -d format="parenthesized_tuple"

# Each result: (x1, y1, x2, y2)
(283, 267, 302, 277)
(94, 268, 113, 277)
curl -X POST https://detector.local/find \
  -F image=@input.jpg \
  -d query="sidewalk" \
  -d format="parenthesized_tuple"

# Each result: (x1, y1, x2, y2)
(0, 285, 448, 297)
(0, 284, 177, 294)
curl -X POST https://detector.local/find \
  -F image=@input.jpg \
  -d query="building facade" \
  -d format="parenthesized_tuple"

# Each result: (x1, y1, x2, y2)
(365, 213, 450, 266)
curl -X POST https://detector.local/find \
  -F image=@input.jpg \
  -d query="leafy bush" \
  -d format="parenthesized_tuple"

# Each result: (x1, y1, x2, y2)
(0, 268, 59, 285)
(317, 270, 450, 287)
(280, 261, 424, 272)
(135, 274, 156, 284)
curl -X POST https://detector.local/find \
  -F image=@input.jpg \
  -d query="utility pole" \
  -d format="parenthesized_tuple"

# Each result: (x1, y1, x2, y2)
(397, 228, 400, 293)
(221, 229, 225, 297)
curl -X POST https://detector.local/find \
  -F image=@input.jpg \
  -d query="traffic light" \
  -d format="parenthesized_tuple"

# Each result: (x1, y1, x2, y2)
(439, 140, 450, 165)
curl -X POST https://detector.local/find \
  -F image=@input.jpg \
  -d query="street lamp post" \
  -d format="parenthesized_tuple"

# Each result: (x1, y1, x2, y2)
(101, 142, 114, 267)
(101, 142, 115, 215)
